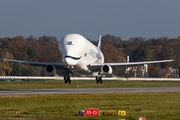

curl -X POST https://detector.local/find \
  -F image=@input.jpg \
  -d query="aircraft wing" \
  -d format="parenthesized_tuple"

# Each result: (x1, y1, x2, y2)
(2, 56, 64, 68)
(89, 57, 177, 68)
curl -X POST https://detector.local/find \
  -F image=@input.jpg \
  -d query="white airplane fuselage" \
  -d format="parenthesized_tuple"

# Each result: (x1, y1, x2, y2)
(59, 34, 104, 76)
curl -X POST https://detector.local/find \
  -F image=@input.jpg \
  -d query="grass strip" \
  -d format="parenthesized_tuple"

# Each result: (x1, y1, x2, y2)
(0, 80, 180, 89)
(0, 93, 180, 120)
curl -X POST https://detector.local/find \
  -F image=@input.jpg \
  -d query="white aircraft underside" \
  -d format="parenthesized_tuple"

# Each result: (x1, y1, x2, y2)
(3, 33, 177, 84)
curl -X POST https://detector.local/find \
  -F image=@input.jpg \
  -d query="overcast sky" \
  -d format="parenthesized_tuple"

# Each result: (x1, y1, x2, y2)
(0, 0, 180, 41)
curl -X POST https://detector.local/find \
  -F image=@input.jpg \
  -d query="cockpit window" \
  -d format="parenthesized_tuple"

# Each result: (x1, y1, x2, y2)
(65, 56, 81, 60)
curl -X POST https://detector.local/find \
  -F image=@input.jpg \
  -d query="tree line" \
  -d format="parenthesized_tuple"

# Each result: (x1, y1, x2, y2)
(0, 34, 180, 77)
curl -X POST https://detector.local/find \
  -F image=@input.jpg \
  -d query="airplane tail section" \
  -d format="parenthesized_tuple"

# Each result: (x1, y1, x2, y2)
(98, 36, 102, 50)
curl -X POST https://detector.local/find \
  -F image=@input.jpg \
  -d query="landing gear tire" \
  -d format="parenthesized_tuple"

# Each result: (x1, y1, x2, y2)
(96, 76, 102, 84)
(96, 80, 99, 84)
(67, 76, 71, 84)
(99, 77, 103, 84)
(64, 76, 67, 84)
(64, 76, 71, 84)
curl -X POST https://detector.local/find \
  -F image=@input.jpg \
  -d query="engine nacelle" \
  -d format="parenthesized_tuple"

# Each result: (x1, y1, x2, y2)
(46, 64, 56, 74)
(101, 64, 113, 74)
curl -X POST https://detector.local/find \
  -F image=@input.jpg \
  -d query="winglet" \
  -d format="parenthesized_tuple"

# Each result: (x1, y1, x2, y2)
(2, 55, 5, 60)
(98, 36, 102, 50)
(173, 55, 178, 60)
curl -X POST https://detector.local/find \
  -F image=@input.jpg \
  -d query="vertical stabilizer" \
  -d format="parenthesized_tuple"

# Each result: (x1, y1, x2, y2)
(127, 56, 129, 63)
(98, 36, 102, 50)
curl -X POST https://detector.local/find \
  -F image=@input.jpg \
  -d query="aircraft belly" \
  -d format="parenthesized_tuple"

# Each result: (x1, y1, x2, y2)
(73, 61, 96, 76)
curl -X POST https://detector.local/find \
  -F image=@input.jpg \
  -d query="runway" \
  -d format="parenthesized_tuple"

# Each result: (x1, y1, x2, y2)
(1, 87, 180, 95)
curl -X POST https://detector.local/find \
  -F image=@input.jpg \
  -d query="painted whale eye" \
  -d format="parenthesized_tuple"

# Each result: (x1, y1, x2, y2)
(65, 56, 81, 60)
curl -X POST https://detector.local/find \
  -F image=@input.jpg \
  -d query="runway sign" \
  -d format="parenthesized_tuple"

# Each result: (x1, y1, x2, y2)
(100, 110, 116, 115)
(84, 109, 99, 116)
(117, 111, 126, 116)
(139, 117, 146, 120)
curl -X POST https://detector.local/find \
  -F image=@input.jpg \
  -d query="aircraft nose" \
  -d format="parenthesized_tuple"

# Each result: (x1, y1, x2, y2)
(62, 57, 78, 66)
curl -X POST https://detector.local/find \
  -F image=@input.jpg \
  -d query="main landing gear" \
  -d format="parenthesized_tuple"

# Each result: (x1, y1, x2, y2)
(64, 76, 71, 84)
(96, 76, 103, 84)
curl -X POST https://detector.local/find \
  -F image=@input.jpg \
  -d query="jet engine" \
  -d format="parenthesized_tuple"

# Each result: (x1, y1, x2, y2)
(101, 64, 112, 74)
(46, 64, 56, 74)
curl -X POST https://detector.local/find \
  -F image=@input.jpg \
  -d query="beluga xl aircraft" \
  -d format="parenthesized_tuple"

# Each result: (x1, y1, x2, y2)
(3, 34, 177, 84)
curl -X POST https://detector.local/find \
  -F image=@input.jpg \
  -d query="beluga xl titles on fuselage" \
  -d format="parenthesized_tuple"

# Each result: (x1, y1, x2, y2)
(3, 34, 177, 84)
